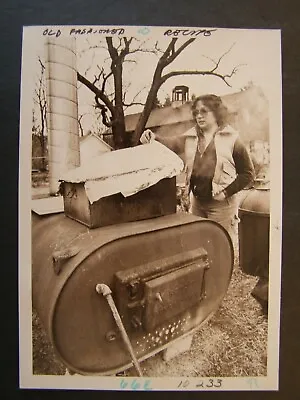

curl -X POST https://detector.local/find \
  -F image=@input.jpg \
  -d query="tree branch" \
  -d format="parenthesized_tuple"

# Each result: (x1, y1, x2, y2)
(161, 69, 233, 87)
(84, 51, 96, 76)
(165, 38, 176, 54)
(123, 84, 148, 107)
(101, 70, 113, 93)
(165, 38, 196, 65)
(106, 37, 120, 66)
(95, 96, 112, 128)
(79, 44, 108, 54)
(204, 43, 236, 72)
(154, 41, 164, 54)
(159, 38, 196, 68)
(161, 61, 244, 87)
(123, 101, 145, 108)
(106, 37, 134, 66)
(125, 47, 159, 56)
(77, 71, 115, 115)
(92, 66, 104, 85)
(78, 115, 84, 136)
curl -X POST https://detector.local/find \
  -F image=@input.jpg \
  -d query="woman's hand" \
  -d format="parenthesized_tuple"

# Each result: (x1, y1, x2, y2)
(213, 191, 227, 201)
(140, 129, 156, 144)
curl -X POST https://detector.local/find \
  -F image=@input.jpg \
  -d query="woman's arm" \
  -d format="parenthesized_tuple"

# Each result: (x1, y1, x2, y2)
(140, 129, 186, 155)
(223, 138, 255, 197)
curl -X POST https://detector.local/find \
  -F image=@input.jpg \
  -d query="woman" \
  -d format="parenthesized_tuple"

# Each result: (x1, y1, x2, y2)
(140, 94, 255, 238)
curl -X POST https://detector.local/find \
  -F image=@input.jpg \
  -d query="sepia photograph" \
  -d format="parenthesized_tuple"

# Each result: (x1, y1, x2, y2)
(19, 25, 282, 390)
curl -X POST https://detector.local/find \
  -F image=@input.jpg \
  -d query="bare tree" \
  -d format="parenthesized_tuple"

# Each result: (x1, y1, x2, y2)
(77, 37, 240, 149)
(78, 114, 85, 137)
(77, 37, 135, 148)
(33, 58, 47, 170)
(163, 95, 172, 107)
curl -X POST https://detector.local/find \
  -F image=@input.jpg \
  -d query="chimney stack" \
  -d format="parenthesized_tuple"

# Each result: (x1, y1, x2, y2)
(45, 37, 80, 195)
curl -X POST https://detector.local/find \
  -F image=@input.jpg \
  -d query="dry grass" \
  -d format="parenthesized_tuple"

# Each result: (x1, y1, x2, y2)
(32, 310, 66, 375)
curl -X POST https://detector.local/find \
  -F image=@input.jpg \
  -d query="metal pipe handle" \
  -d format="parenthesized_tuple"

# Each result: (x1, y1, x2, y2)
(95, 283, 143, 377)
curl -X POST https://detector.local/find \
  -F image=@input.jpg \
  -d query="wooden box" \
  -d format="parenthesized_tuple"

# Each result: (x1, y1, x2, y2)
(61, 177, 177, 228)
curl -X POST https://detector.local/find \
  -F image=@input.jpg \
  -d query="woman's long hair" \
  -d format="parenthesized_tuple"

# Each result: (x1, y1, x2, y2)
(191, 94, 228, 128)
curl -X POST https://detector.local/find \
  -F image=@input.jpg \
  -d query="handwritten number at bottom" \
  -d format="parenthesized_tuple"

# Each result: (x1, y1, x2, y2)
(177, 378, 223, 389)
(120, 379, 152, 390)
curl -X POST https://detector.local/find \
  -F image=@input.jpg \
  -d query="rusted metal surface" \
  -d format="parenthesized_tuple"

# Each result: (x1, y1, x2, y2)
(114, 248, 209, 333)
(143, 263, 207, 331)
(61, 177, 177, 228)
(32, 212, 233, 375)
(238, 187, 270, 276)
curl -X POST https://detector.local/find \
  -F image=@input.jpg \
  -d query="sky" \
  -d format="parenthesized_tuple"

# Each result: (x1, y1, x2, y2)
(74, 28, 280, 133)
(29, 26, 281, 135)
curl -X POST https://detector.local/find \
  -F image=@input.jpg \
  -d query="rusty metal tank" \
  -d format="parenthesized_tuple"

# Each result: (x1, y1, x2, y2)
(238, 180, 270, 277)
(32, 211, 233, 375)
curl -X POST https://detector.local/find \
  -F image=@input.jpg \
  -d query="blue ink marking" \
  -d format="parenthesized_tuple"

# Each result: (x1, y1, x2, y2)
(138, 27, 150, 35)
(119, 379, 153, 391)
(247, 378, 259, 389)
(131, 379, 140, 390)
(120, 379, 128, 389)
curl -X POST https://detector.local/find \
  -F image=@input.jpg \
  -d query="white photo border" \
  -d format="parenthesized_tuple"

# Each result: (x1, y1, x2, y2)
(19, 25, 282, 391)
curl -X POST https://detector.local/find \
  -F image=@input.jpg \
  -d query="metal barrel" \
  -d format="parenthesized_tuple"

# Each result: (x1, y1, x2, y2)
(32, 212, 233, 375)
(238, 182, 270, 277)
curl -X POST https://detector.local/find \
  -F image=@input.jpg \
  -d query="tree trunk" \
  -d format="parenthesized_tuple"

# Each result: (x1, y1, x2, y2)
(132, 67, 163, 146)
(39, 105, 46, 171)
(112, 109, 128, 149)
(112, 62, 128, 149)
(40, 135, 46, 171)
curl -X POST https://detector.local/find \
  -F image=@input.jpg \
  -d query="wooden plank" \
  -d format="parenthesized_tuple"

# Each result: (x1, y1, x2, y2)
(32, 196, 64, 215)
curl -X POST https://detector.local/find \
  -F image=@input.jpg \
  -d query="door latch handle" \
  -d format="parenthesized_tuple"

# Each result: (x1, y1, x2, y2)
(52, 246, 80, 275)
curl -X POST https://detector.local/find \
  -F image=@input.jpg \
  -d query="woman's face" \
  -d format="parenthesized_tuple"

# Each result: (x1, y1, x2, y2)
(193, 101, 218, 131)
